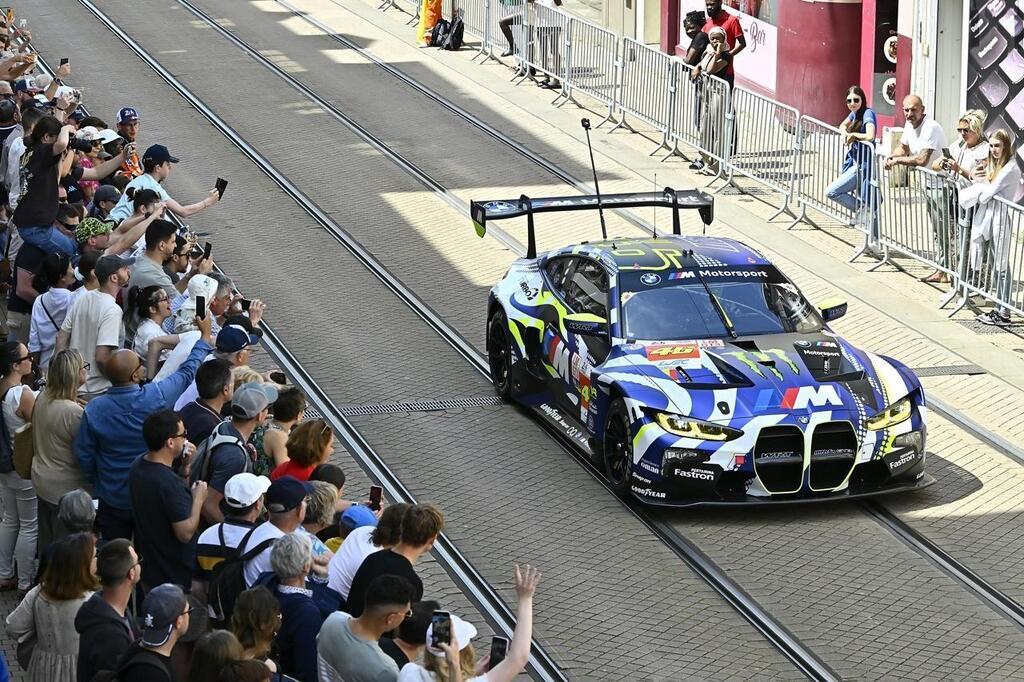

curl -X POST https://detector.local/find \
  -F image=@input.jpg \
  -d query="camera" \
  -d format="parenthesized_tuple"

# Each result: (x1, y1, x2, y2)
(67, 137, 94, 153)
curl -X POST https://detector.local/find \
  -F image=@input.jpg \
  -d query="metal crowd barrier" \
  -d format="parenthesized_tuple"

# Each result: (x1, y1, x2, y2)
(561, 16, 619, 122)
(376, 0, 1021, 319)
(611, 38, 675, 152)
(722, 88, 799, 216)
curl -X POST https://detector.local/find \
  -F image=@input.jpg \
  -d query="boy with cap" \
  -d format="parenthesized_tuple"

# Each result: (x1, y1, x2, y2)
(194, 472, 270, 586)
(115, 583, 190, 681)
(107, 143, 220, 223)
(240, 476, 312, 587)
(90, 183, 120, 220)
(74, 216, 113, 254)
(115, 106, 142, 178)
(193, 382, 278, 526)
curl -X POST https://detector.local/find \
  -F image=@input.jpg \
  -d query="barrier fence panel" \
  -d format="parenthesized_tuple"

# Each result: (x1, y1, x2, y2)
(665, 58, 702, 155)
(876, 166, 957, 274)
(790, 116, 881, 244)
(450, 0, 490, 50)
(723, 88, 799, 213)
(956, 196, 1024, 318)
(612, 38, 674, 150)
(381, 0, 421, 25)
(487, 0, 524, 57)
(510, 3, 570, 85)
(563, 16, 619, 121)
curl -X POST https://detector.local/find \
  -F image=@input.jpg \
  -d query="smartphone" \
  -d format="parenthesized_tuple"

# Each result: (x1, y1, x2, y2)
(368, 485, 383, 511)
(488, 636, 509, 670)
(269, 371, 287, 385)
(430, 611, 451, 648)
(195, 295, 207, 320)
(60, 57, 69, 66)
(941, 147, 951, 159)
(215, 177, 228, 200)
(202, 242, 212, 261)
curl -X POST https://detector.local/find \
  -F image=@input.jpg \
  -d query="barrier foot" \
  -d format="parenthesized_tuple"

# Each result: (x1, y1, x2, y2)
(768, 196, 797, 223)
(785, 204, 808, 231)
(593, 107, 615, 129)
(648, 137, 671, 157)
(938, 283, 960, 309)
(608, 116, 636, 134)
(660, 141, 682, 162)
(865, 247, 896, 272)
(945, 292, 969, 318)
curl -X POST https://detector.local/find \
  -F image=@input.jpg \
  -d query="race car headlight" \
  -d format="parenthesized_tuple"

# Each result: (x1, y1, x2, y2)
(654, 413, 742, 441)
(865, 397, 913, 431)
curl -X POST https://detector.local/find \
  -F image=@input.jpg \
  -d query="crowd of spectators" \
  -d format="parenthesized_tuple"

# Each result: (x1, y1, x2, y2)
(0, 10, 542, 682)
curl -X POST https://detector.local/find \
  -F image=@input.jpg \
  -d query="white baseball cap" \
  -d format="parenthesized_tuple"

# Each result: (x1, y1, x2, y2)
(425, 614, 477, 656)
(224, 473, 271, 509)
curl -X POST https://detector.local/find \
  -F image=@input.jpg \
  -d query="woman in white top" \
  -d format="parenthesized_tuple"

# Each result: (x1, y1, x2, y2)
(0, 341, 38, 594)
(927, 110, 990, 284)
(397, 565, 541, 682)
(127, 284, 182, 379)
(959, 128, 1022, 326)
(28, 252, 75, 374)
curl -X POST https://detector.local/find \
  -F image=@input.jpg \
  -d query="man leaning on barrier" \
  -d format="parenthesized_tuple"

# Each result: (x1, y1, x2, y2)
(884, 95, 949, 268)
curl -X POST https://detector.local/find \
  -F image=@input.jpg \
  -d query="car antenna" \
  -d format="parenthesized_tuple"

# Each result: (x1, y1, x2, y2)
(683, 250, 738, 339)
(580, 118, 608, 240)
(652, 172, 658, 238)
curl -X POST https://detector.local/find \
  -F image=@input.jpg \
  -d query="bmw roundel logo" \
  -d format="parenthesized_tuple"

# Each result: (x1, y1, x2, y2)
(794, 340, 810, 347)
(798, 416, 810, 424)
(640, 273, 661, 286)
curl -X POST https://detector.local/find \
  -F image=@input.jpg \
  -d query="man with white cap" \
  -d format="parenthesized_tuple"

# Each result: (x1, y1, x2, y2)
(318, 574, 415, 682)
(194, 472, 271, 590)
(114, 583, 190, 681)
(192, 381, 278, 526)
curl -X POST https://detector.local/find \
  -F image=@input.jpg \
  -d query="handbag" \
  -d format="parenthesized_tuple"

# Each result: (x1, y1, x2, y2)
(16, 591, 38, 670)
(12, 421, 33, 479)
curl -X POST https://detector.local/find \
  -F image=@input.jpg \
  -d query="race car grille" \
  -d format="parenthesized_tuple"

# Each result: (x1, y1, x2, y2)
(753, 426, 804, 494)
(809, 422, 857, 490)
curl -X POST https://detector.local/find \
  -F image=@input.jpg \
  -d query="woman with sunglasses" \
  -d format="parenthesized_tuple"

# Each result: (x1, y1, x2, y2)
(925, 110, 989, 284)
(28, 252, 75, 375)
(30, 350, 88, 552)
(826, 86, 880, 252)
(128, 284, 182, 379)
(0, 341, 38, 597)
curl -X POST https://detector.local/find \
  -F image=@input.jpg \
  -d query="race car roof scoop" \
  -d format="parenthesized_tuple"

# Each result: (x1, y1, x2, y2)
(470, 188, 714, 259)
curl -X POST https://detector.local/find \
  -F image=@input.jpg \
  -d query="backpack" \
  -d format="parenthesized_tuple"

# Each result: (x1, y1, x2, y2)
(189, 421, 249, 485)
(206, 524, 277, 628)
(430, 19, 450, 47)
(0, 388, 16, 474)
(440, 15, 464, 50)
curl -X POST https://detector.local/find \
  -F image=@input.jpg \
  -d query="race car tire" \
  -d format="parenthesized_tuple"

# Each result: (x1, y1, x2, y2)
(487, 308, 515, 400)
(604, 398, 634, 499)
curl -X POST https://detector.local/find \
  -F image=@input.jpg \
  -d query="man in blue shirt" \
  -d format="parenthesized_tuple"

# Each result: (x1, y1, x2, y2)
(75, 311, 214, 541)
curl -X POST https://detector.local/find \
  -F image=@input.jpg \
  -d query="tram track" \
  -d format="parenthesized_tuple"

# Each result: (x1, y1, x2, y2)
(54, 0, 1024, 675)
(167, 0, 1024, 636)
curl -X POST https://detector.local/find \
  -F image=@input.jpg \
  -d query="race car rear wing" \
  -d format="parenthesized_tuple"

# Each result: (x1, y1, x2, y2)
(470, 188, 714, 258)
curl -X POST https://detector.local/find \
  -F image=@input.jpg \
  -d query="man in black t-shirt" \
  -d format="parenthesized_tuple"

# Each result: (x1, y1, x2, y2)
(129, 410, 208, 591)
(344, 503, 444, 617)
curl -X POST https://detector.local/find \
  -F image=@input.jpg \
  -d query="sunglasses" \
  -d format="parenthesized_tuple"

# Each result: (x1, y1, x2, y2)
(82, 362, 91, 371)
(13, 355, 29, 364)
(957, 128, 970, 134)
(57, 220, 79, 230)
(846, 98, 861, 104)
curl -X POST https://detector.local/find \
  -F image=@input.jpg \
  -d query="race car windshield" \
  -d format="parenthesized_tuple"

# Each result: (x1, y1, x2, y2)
(620, 268, 824, 340)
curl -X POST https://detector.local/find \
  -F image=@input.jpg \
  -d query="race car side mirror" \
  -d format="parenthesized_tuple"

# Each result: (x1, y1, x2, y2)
(565, 312, 608, 337)
(818, 298, 848, 322)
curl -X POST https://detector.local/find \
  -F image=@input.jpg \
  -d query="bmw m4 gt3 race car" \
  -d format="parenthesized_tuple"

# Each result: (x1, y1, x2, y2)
(472, 189, 934, 506)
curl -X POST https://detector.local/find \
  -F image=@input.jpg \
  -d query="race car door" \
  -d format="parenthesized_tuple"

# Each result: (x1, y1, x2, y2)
(542, 256, 611, 417)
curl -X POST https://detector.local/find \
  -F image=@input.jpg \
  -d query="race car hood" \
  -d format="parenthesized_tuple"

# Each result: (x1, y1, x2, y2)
(601, 333, 915, 423)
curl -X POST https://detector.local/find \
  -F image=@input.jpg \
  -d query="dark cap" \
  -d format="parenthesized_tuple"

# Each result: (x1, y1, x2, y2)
(265, 476, 313, 514)
(142, 144, 179, 165)
(117, 106, 139, 124)
(0, 100, 16, 122)
(93, 184, 121, 204)
(13, 77, 42, 94)
(216, 324, 260, 353)
(140, 584, 188, 647)
(94, 254, 136, 282)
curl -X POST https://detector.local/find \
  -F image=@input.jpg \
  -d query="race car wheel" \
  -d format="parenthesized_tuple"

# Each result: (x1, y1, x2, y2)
(487, 309, 515, 400)
(604, 398, 634, 499)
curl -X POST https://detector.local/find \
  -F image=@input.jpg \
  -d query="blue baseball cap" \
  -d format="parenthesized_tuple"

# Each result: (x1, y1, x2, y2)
(117, 106, 139, 124)
(142, 144, 179, 165)
(216, 324, 260, 353)
(140, 584, 188, 647)
(266, 477, 314, 513)
(340, 504, 378, 531)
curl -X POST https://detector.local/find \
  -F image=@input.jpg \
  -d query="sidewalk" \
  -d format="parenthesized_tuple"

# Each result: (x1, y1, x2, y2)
(287, 0, 1024, 447)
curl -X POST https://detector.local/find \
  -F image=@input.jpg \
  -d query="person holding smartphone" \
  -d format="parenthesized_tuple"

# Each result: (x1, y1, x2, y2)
(395, 564, 542, 682)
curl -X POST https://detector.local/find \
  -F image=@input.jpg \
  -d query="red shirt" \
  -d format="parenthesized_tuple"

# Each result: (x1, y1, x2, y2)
(702, 12, 744, 77)
(270, 460, 316, 482)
